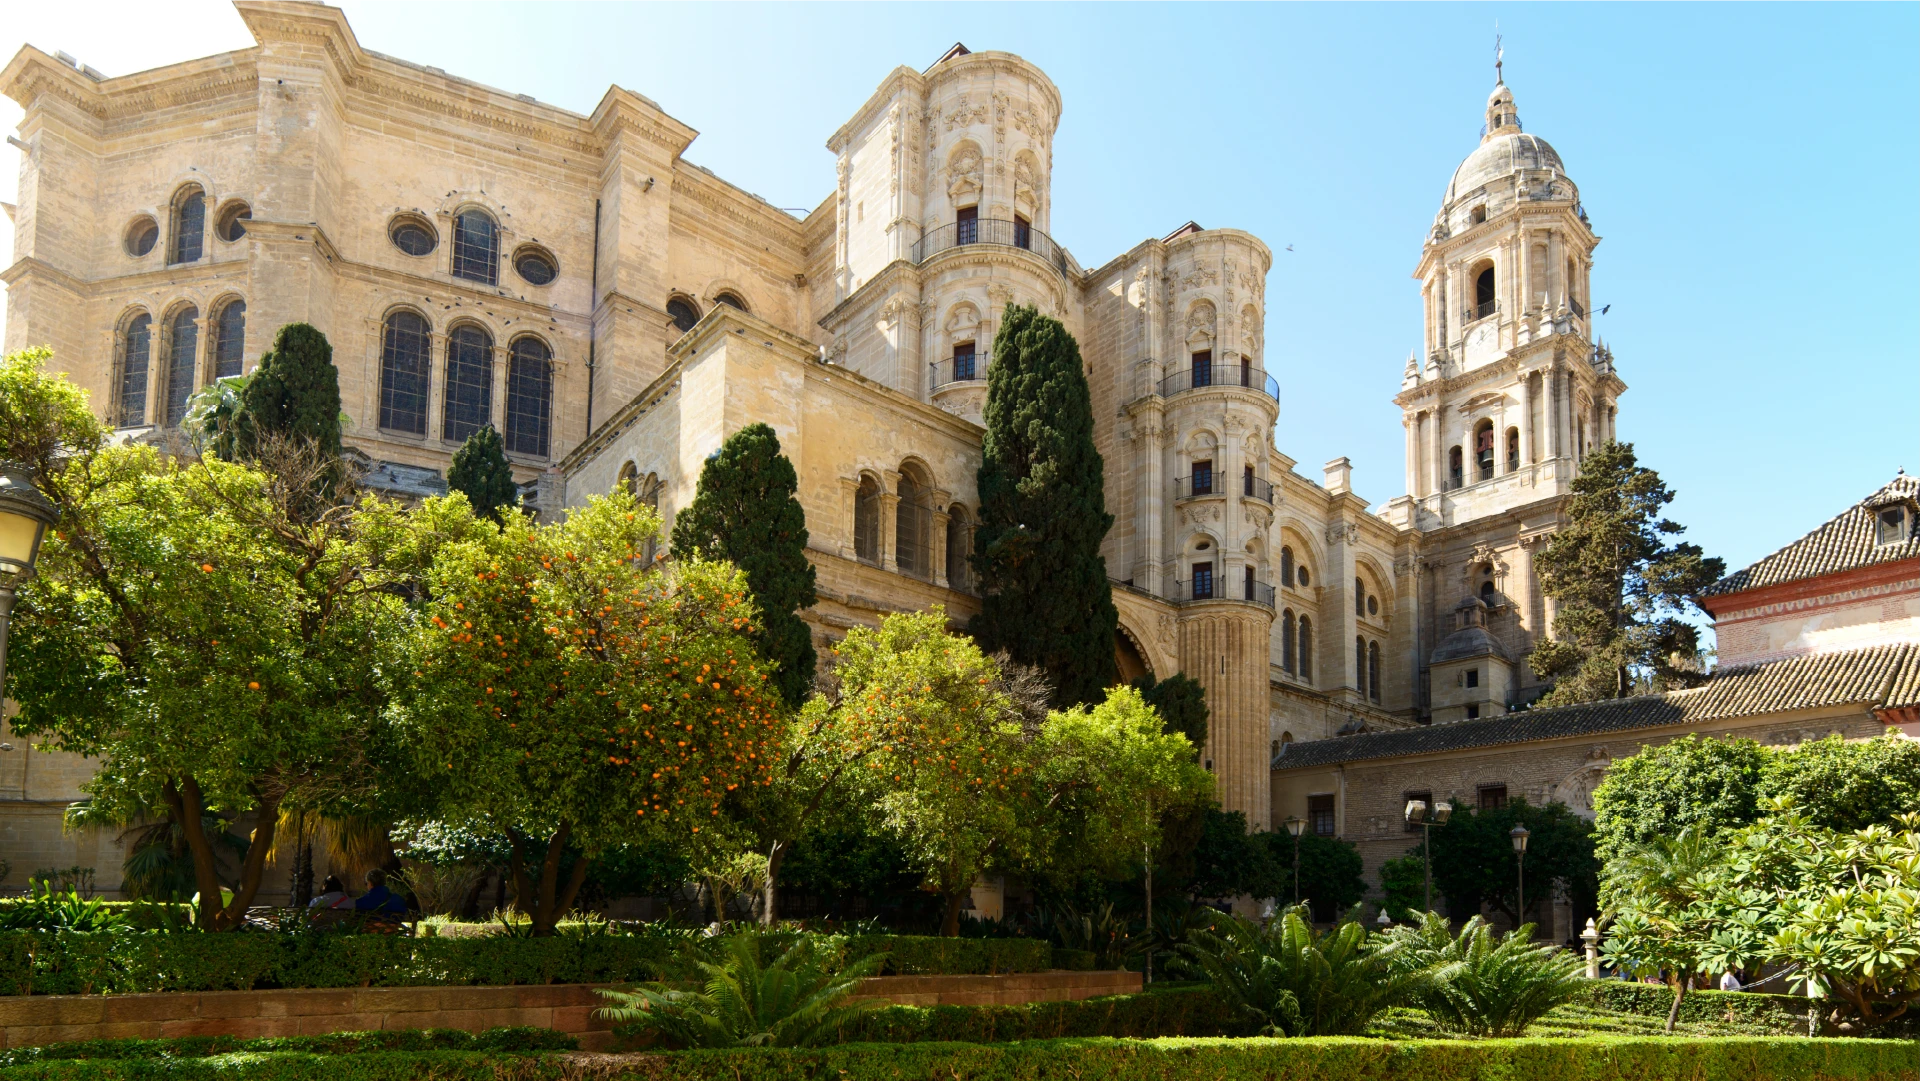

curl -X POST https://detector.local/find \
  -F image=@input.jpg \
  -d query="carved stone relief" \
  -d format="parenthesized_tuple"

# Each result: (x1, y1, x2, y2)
(947, 144, 982, 203)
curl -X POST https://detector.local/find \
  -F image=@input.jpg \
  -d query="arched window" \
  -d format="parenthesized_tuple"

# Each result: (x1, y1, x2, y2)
(641, 475, 662, 563)
(714, 292, 748, 312)
(1355, 636, 1367, 692)
(617, 461, 637, 496)
(1297, 617, 1312, 681)
(215, 201, 251, 243)
(1506, 427, 1521, 472)
(452, 210, 499, 285)
(1480, 580, 1497, 603)
(164, 306, 199, 427)
(505, 337, 553, 458)
(1448, 446, 1464, 489)
(667, 297, 700, 333)
(1280, 546, 1295, 588)
(1475, 420, 1495, 481)
(1368, 641, 1381, 703)
(1355, 576, 1366, 618)
(118, 313, 152, 428)
(946, 506, 969, 590)
(170, 187, 205, 264)
(1474, 265, 1495, 316)
(896, 473, 931, 578)
(379, 311, 431, 434)
(853, 476, 881, 565)
(1281, 610, 1296, 675)
(1566, 257, 1578, 305)
(442, 324, 494, 443)
(211, 299, 246, 380)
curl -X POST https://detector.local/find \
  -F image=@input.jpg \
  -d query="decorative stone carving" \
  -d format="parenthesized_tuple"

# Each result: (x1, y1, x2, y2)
(943, 97, 988, 131)
(947, 143, 983, 202)
(1325, 522, 1358, 546)
(1013, 154, 1038, 212)
(945, 302, 981, 337)
(1179, 266, 1220, 291)
(1186, 299, 1217, 342)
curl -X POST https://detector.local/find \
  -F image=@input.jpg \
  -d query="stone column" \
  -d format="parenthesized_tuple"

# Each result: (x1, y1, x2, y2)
(426, 332, 449, 444)
(1180, 607, 1273, 829)
(490, 344, 510, 437)
(1521, 375, 1536, 467)
(1135, 405, 1165, 592)
(836, 477, 860, 560)
(930, 502, 952, 589)
(1430, 406, 1445, 495)
(879, 469, 902, 574)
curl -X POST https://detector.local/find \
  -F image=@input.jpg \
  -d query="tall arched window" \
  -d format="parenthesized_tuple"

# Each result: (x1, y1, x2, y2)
(945, 506, 969, 591)
(1448, 446, 1464, 488)
(118, 313, 152, 428)
(211, 299, 246, 380)
(1297, 617, 1312, 681)
(642, 475, 662, 563)
(452, 210, 499, 285)
(1280, 546, 1294, 588)
(853, 476, 881, 565)
(505, 337, 553, 458)
(379, 310, 431, 434)
(1475, 420, 1495, 480)
(1281, 610, 1296, 675)
(1367, 641, 1381, 703)
(170, 187, 205, 264)
(1506, 427, 1521, 472)
(164, 306, 199, 427)
(442, 324, 494, 442)
(1473, 264, 1495, 316)
(895, 473, 930, 578)
(1355, 636, 1367, 693)
(1355, 577, 1366, 618)
(617, 461, 638, 496)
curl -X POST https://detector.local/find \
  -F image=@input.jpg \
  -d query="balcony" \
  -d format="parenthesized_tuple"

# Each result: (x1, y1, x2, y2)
(929, 355, 985, 393)
(911, 218, 1069, 275)
(1172, 473, 1217, 501)
(1158, 364, 1280, 402)
(1464, 299, 1499, 322)
(1243, 474, 1274, 503)
(1170, 573, 1276, 611)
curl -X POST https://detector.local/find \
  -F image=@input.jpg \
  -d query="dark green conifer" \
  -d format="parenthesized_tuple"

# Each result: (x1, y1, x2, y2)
(226, 323, 342, 459)
(1133, 671, 1208, 754)
(970, 304, 1118, 706)
(671, 422, 818, 708)
(447, 425, 521, 523)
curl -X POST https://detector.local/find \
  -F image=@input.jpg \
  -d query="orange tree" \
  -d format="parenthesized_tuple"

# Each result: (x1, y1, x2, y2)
(400, 491, 784, 934)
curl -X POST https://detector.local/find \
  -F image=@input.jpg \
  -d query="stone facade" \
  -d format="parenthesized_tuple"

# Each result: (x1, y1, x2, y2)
(4, 5, 1641, 896)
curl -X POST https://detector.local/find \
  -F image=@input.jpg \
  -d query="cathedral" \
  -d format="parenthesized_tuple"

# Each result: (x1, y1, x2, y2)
(8, 1, 1761, 896)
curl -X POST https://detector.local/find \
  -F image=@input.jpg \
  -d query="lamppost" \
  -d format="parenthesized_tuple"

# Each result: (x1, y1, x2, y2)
(1510, 824, 1531, 935)
(1283, 815, 1306, 908)
(1404, 799, 1451, 913)
(0, 462, 57, 700)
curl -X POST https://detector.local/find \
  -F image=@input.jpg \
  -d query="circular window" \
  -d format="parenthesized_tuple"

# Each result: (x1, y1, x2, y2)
(215, 201, 251, 242)
(667, 297, 700, 333)
(514, 247, 557, 286)
(1297, 569, 1310, 588)
(1367, 595, 1379, 616)
(125, 217, 159, 257)
(390, 217, 437, 257)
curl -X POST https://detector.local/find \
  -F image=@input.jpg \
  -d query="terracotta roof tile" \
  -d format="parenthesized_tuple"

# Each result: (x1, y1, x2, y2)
(1704, 475, 1918, 598)
(1273, 643, 1916, 770)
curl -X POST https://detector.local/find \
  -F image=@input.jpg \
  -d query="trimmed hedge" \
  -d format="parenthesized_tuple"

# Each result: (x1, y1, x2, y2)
(0, 1029, 574, 1068)
(1575, 981, 1809, 1028)
(832, 986, 1247, 1044)
(1051, 948, 1096, 971)
(0, 1051, 555, 1081)
(0, 930, 1057, 995)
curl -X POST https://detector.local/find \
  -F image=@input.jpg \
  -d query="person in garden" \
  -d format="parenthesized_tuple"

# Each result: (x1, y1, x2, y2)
(353, 869, 407, 915)
(307, 875, 350, 910)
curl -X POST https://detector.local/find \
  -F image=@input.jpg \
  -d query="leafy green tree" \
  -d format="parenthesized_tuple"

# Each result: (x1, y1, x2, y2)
(1527, 442, 1724, 705)
(1379, 853, 1428, 923)
(970, 304, 1119, 706)
(446, 425, 521, 523)
(401, 491, 783, 935)
(1759, 732, 1919, 833)
(218, 323, 344, 461)
(1185, 809, 1286, 902)
(671, 422, 818, 709)
(1425, 799, 1599, 928)
(1132, 671, 1207, 752)
(1598, 824, 1736, 1032)
(1264, 831, 1367, 920)
(1591, 734, 1770, 865)
(3, 355, 465, 928)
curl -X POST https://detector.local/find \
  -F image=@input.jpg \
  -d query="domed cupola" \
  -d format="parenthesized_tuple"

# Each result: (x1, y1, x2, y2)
(1441, 81, 1569, 212)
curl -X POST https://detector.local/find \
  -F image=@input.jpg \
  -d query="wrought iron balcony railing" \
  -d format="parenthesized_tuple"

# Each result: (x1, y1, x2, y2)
(911, 218, 1069, 275)
(1158, 365, 1280, 402)
(929, 356, 985, 392)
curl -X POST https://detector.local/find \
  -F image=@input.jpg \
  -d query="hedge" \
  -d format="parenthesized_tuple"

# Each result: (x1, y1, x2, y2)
(1575, 981, 1809, 1028)
(0, 931, 1057, 995)
(0, 1029, 574, 1068)
(0, 1051, 557, 1081)
(830, 986, 1247, 1044)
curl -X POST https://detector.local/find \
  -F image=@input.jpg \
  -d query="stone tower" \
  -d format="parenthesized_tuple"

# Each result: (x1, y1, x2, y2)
(1384, 75, 1628, 719)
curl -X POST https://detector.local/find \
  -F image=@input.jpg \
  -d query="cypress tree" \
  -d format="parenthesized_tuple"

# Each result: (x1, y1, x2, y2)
(228, 323, 342, 459)
(671, 422, 818, 708)
(447, 425, 521, 523)
(1133, 671, 1208, 755)
(1527, 441, 1725, 706)
(971, 304, 1119, 706)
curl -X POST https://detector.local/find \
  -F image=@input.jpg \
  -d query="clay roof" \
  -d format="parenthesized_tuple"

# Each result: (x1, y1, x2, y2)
(1272, 642, 1916, 770)
(1703, 474, 1918, 599)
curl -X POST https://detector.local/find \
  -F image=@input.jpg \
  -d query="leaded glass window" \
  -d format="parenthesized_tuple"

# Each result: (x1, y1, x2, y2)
(164, 307, 199, 427)
(668, 297, 699, 333)
(379, 311, 431, 435)
(171, 189, 205, 264)
(442, 324, 494, 442)
(118, 313, 152, 428)
(505, 337, 552, 458)
(452, 210, 499, 285)
(212, 300, 246, 379)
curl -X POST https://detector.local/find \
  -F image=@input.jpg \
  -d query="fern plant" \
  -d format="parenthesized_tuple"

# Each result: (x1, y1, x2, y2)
(1378, 912, 1586, 1036)
(1173, 907, 1423, 1036)
(595, 935, 884, 1048)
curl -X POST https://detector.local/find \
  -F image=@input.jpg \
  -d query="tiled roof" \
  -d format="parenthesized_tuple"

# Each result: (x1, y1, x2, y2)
(1273, 643, 1917, 770)
(1703, 475, 1918, 598)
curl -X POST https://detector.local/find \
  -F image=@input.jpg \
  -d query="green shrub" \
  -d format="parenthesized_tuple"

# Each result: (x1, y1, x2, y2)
(598, 937, 885, 1049)
(1377, 914, 1585, 1036)
(1574, 980, 1810, 1028)
(838, 935, 1051, 975)
(1173, 909, 1421, 1037)
(0, 1051, 540, 1081)
(0, 1028, 574, 1068)
(833, 987, 1248, 1043)
(1051, 948, 1095, 971)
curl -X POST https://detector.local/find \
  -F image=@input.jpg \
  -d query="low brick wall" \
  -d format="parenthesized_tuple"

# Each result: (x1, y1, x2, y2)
(0, 970, 1141, 1052)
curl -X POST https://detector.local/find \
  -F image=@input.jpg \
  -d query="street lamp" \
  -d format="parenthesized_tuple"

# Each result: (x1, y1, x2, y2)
(1404, 799, 1451, 914)
(0, 463, 57, 702)
(1510, 824, 1531, 935)
(1283, 815, 1306, 908)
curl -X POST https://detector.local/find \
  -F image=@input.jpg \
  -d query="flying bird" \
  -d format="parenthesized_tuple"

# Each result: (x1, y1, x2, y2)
(1285, 244, 1294, 252)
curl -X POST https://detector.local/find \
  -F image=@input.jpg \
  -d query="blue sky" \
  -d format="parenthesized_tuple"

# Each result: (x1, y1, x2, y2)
(1, 2, 1914, 586)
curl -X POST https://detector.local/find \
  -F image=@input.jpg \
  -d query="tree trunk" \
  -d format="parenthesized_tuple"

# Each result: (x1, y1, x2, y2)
(761, 839, 789, 927)
(527, 822, 575, 936)
(942, 890, 966, 938)
(163, 778, 230, 931)
(218, 791, 282, 930)
(506, 830, 534, 918)
(1665, 976, 1686, 1034)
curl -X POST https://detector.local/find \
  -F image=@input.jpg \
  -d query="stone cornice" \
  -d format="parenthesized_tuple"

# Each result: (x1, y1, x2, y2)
(590, 86, 698, 161)
(827, 66, 922, 154)
(670, 167, 806, 246)
(1163, 227, 1274, 274)
(924, 51, 1063, 131)
(2, 45, 259, 127)
(816, 259, 920, 333)
(1701, 559, 1919, 622)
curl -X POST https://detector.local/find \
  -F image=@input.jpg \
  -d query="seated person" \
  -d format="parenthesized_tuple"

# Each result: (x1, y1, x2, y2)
(308, 875, 351, 910)
(353, 868, 409, 916)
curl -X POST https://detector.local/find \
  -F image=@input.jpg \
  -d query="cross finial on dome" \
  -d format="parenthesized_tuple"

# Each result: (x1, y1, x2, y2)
(1495, 26, 1504, 86)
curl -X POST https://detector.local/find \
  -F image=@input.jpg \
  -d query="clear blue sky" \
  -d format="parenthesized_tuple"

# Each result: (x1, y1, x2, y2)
(1, 2, 1914, 586)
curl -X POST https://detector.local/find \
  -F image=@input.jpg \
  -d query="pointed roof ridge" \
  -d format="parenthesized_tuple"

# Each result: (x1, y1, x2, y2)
(1703, 474, 1919, 599)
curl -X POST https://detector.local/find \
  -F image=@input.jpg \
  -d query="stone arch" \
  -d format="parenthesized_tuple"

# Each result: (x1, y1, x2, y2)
(1276, 524, 1323, 589)
(705, 279, 753, 313)
(1114, 621, 1150, 685)
(1354, 555, 1392, 623)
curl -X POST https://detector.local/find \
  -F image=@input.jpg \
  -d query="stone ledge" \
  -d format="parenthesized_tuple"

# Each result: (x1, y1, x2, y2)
(0, 970, 1140, 1050)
